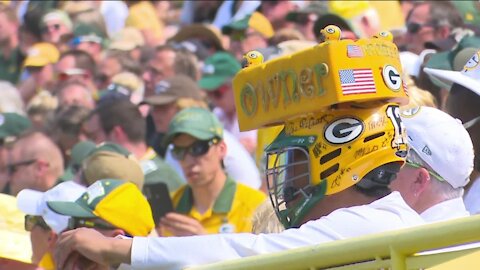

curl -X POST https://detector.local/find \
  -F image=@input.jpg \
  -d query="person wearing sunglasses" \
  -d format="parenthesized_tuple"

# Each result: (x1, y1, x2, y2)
(404, 2, 463, 55)
(390, 106, 473, 223)
(199, 51, 257, 155)
(221, 12, 274, 60)
(48, 179, 155, 269)
(7, 131, 64, 196)
(16, 181, 86, 269)
(159, 107, 265, 236)
(40, 10, 73, 47)
(425, 49, 480, 215)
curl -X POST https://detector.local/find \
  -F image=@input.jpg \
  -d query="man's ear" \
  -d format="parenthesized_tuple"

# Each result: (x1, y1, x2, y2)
(413, 168, 431, 196)
(217, 140, 227, 160)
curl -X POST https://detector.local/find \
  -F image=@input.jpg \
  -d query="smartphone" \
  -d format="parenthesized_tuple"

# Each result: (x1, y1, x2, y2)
(143, 182, 174, 226)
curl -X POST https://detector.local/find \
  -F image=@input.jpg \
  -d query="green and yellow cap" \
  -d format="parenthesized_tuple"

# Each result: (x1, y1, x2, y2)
(199, 52, 240, 91)
(222, 12, 274, 39)
(47, 179, 154, 236)
(165, 107, 223, 144)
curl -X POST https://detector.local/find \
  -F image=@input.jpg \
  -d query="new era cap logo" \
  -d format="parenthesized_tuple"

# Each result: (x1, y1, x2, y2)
(422, 145, 432, 156)
(155, 81, 171, 95)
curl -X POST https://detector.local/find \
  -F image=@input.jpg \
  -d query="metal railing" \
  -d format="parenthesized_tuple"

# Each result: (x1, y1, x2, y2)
(187, 215, 480, 270)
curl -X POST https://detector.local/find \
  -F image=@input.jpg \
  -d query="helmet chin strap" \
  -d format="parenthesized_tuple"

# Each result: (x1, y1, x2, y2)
(279, 181, 328, 229)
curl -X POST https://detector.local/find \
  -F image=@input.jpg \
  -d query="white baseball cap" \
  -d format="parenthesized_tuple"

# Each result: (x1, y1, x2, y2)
(16, 181, 86, 234)
(424, 50, 480, 96)
(400, 106, 474, 188)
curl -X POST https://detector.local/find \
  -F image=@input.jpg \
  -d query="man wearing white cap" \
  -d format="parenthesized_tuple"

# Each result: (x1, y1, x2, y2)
(424, 50, 480, 214)
(390, 106, 474, 222)
(16, 181, 86, 269)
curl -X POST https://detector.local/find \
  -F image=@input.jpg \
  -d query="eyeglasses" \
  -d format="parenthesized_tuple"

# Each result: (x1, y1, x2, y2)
(68, 218, 117, 231)
(7, 159, 36, 175)
(207, 84, 230, 99)
(172, 138, 219, 160)
(25, 215, 50, 231)
(406, 22, 436, 34)
(42, 23, 61, 34)
(405, 159, 445, 182)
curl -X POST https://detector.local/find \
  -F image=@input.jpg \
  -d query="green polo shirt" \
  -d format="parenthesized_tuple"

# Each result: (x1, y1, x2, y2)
(165, 176, 266, 235)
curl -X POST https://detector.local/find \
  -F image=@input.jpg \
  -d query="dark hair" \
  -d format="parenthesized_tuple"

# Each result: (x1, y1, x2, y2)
(50, 105, 91, 137)
(95, 99, 146, 143)
(59, 49, 96, 73)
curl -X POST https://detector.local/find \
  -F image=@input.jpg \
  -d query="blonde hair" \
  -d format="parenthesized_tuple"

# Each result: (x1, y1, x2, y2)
(402, 74, 438, 109)
(251, 200, 284, 234)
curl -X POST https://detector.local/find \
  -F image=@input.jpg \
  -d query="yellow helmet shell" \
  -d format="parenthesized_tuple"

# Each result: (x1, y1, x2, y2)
(268, 103, 407, 195)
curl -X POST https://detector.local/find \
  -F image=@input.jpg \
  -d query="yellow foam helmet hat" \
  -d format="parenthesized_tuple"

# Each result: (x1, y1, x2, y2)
(233, 27, 409, 131)
(265, 103, 408, 228)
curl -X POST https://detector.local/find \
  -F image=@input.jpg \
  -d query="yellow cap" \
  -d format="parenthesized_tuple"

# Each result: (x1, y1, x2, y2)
(329, 1, 371, 19)
(249, 12, 274, 39)
(23, 43, 60, 68)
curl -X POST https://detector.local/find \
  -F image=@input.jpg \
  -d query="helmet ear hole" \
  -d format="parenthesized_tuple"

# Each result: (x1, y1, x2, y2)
(355, 162, 402, 196)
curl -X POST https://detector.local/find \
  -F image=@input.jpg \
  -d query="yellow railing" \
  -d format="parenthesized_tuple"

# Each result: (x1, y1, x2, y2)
(187, 215, 480, 270)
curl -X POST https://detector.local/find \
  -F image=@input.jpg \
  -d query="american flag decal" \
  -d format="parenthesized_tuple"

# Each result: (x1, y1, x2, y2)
(347, 45, 363, 57)
(339, 69, 376, 95)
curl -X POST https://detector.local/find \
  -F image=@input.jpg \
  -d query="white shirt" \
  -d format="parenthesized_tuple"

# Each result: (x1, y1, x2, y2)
(165, 130, 262, 189)
(101, 1, 129, 36)
(130, 192, 424, 269)
(420, 197, 469, 223)
(464, 176, 480, 215)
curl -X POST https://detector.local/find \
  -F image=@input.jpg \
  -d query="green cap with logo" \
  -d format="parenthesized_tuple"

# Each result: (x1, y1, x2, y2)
(0, 113, 31, 141)
(199, 52, 240, 91)
(425, 36, 480, 89)
(47, 179, 154, 236)
(165, 107, 223, 144)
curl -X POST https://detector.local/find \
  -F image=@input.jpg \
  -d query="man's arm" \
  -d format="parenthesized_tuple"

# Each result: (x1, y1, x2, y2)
(55, 228, 132, 270)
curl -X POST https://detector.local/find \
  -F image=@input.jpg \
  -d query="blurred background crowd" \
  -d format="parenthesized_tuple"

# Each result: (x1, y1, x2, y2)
(1, 1, 480, 269)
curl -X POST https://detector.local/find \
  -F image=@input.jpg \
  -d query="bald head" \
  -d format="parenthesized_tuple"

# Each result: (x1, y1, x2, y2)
(9, 132, 64, 194)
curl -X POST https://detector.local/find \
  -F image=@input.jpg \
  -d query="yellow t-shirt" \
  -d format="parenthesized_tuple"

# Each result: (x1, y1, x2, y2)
(166, 177, 266, 235)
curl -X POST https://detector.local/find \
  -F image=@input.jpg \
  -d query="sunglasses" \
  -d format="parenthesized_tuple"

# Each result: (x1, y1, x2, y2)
(25, 215, 50, 231)
(172, 138, 219, 161)
(7, 159, 36, 175)
(42, 23, 61, 34)
(68, 218, 117, 231)
(406, 22, 436, 34)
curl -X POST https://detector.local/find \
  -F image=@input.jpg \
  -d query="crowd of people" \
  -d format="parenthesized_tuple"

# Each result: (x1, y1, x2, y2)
(1, 1, 480, 269)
